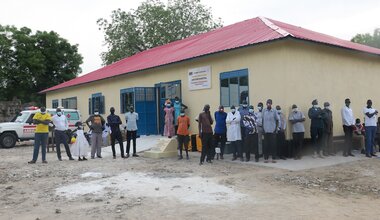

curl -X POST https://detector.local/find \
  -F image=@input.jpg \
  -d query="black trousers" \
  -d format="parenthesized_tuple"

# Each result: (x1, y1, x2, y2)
(177, 135, 190, 156)
(126, 130, 137, 154)
(276, 131, 286, 158)
(264, 133, 277, 160)
(231, 140, 243, 158)
(214, 133, 226, 156)
(200, 133, 213, 163)
(293, 132, 304, 158)
(55, 130, 72, 159)
(310, 127, 323, 153)
(245, 133, 258, 160)
(111, 130, 124, 157)
(343, 125, 353, 155)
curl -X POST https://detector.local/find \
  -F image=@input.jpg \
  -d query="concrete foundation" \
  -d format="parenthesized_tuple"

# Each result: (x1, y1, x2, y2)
(143, 137, 178, 159)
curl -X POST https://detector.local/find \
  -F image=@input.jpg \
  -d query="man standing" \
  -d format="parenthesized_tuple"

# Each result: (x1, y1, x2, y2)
(52, 108, 74, 161)
(322, 102, 334, 156)
(341, 98, 355, 157)
(238, 100, 249, 144)
(363, 99, 378, 157)
(177, 109, 190, 160)
(242, 105, 258, 162)
(214, 105, 227, 160)
(262, 99, 279, 163)
(86, 109, 105, 159)
(288, 104, 305, 160)
(198, 104, 214, 165)
(107, 107, 125, 159)
(125, 106, 139, 157)
(255, 102, 264, 156)
(173, 96, 188, 134)
(226, 105, 242, 161)
(276, 105, 287, 160)
(28, 107, 52, 164)
(308, 99, 324, 158)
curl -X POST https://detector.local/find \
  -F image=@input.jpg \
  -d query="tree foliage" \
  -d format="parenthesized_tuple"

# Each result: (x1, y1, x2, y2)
(351, 28, 380, 49)
(0, 25, 83, 105)
(98, 0, 222, 65)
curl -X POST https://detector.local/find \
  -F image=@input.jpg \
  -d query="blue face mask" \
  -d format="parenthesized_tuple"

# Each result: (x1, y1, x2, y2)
(57, 112, 62, 116)
(249, 109, 254, 113)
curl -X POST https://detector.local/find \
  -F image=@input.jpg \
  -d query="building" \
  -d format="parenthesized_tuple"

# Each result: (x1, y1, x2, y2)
(41, 17, 380, 138)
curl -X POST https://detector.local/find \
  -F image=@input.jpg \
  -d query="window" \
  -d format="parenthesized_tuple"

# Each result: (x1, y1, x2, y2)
(52, 99, 59, 109)
(61, 97, 77, 109)
(220, 69, 249, 107)
(120, 89, 134, 113)
(89, 93, 105, 114)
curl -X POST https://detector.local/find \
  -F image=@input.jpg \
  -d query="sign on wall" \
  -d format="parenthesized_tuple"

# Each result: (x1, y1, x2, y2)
(188, 66, 211, 91)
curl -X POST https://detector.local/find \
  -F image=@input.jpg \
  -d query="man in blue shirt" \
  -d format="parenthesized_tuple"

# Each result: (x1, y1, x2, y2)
(107, 107, 125, 159)
(308, 99, 325, 158)
(214, 105, 227, 159)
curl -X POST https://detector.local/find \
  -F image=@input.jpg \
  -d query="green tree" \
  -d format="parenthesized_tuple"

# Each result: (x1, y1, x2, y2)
(98, 0, 222, 65)
(351, 28, 380, 49)
(0, 25, 83, 105)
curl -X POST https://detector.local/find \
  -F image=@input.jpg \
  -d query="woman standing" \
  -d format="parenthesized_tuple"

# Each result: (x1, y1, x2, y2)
(164, 100, 175, 138)
(226, 105, 242, 161)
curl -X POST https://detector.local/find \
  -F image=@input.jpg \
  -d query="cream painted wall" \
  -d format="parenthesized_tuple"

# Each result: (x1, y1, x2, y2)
(46, 39, 380, 138)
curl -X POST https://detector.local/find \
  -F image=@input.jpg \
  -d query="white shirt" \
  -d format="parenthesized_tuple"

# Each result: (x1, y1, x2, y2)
(341, 106, 354, 126)
(125, 112, 139, 131)
(363, 107, 378, 126)
(52, 114, 69, 131)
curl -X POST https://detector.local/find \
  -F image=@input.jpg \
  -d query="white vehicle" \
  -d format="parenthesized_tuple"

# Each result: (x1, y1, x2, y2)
(0, 107, 81, 148)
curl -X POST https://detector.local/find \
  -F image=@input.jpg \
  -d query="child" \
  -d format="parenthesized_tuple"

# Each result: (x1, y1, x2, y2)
(177, 109, 190, 160)
(70, 122, 90, 161)
(353, 118, 365, 153)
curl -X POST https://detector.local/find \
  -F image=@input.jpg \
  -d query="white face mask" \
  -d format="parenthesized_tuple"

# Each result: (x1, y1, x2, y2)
(242, 104, 248, 108)
(257, 107, 262, 111)
(231, 109, 236, 113)
(180, 113, 185, 116)
(292, 108, 298, 112)
(249, 109, 254, 113)
(57, 112, 62, 116)
(277, 110, 282, 113)
(94, 112, 99, 115)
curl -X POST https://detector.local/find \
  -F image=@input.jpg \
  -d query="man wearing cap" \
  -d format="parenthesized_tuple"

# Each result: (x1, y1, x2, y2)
(28, 107, 52, 164)
(52, 108, 75, 161)
(363, 99, 378, 157)
(86, 109, 105, 159)
(276, 105, 287, 160)
(322, 102, 334, 156)
(341, 98, 355, 157)
(308, 99, 324, 158)
(107, 107, 125, 159)
(198, 104, 214, 165)
(214, 105, 227, 160)
(288, 104, 305, 160)
(262, 99, 279, 163)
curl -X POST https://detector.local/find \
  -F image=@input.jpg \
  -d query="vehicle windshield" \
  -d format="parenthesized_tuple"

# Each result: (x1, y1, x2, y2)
(14, 112, 29, 123)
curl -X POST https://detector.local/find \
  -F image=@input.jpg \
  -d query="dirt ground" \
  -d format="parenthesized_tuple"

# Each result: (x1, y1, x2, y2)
(1, 144, 380, 220)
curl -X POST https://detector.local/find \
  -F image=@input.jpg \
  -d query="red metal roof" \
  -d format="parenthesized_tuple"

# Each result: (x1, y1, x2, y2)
(41, 17, 380, 93)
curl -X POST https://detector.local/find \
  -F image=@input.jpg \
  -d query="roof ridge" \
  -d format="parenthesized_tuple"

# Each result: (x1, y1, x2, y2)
(258, 16, 293, 37)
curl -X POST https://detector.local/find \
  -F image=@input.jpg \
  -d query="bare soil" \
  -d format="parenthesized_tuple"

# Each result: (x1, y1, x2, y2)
(1, 145, 379, 220)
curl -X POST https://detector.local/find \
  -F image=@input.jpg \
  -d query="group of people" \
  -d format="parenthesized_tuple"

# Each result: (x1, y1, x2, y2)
(175, 98, 380, 165)
(28, 106, 141, 163)
(28, 97, 379, 164)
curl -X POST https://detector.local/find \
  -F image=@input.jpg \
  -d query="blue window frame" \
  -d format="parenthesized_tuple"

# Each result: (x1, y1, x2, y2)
(220, 69, 249, 107)
(89, 93, 105, 114)
(120, 88, 135, 113)
(52, 99, 59, 109)
(61, 97, 77, 109)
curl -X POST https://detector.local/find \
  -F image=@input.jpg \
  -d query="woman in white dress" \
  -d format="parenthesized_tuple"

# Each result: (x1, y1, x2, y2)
(70, 122, 90, 161)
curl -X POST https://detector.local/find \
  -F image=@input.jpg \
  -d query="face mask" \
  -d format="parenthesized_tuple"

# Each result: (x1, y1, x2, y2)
(166, 105, 171, 108)
(175, 101, 179, 104)
(313, 105, 318, 108)
(242, 104, 248, 108)
(180, 113, 185, 116)
(94, 112, 99, 115)
(325, 106, 330, 110)
(257, 107, 262, 111)
(249, 109, 254, 113)
(277, 110, 282, 113)
(292, 108, 298, 112)
(231, 109, 236, 113)
(57, 112, 62, 116)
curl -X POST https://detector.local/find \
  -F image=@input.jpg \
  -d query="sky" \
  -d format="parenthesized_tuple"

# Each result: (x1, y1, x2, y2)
(1, 0, 379, 75)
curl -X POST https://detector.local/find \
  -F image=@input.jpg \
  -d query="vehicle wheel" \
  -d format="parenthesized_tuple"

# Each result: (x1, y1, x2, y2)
(0, 133, 17, 148)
